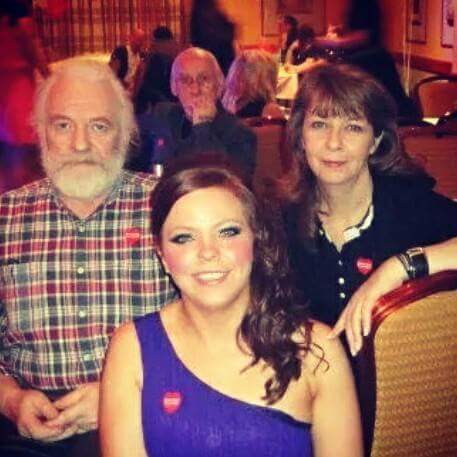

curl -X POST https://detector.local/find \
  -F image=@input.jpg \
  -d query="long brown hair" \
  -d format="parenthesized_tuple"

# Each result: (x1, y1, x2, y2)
(282, 63, 425, 242)
(151, 153, 324, 404)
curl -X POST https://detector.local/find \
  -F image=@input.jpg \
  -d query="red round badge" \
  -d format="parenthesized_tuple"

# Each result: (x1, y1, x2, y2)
(125, 227, 141, 246)
(356, 257, 373, 275)
(162, 391, 183, 414)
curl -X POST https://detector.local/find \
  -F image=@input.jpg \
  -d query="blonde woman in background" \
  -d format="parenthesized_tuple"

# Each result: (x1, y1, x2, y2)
(222, 49, 283, 119)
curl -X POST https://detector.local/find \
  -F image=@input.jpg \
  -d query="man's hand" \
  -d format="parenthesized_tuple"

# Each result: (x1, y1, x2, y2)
(184, 98, 217, 125)
(46, 382, 100, 434)
(329, 256, 407, 355)
(9, 389, 76, 441)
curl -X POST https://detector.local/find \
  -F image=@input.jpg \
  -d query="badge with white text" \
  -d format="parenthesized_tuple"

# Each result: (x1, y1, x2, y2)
(125, 227, 141, 247)
(162, 391, 183, 414)
(356, 257, 373, 275)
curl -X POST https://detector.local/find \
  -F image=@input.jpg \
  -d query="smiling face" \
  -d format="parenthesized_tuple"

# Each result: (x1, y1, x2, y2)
(160, 186, 254, 314)
(42, 76, 125, 200)
(302, 112, 377, 189)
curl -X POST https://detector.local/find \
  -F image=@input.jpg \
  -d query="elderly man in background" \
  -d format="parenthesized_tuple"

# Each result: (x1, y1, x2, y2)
(148, 47, 256, 178)
(0, 58, 175, 456)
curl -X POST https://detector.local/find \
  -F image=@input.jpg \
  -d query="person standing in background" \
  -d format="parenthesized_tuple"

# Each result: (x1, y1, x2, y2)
(278, 15, 298, 63)
(190, 0, 236, 76)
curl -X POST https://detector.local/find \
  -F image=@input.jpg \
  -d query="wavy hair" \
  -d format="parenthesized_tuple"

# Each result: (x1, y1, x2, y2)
(151, 153, 324, 404)
(222, 50, 278, 115)
(32, 57, 137, 157)
(282, 63, 425, 242)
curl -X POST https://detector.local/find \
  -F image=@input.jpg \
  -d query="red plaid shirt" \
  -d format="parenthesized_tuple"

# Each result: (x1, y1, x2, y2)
(0, 171, 176, 391)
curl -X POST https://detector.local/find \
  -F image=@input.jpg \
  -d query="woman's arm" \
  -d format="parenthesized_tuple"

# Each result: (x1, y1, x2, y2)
(99, 322, 147, 457)
(331, 236, 457, 355)
(285, 57, 325, 75)
(284, 41, 297, 65)
(310, 323, 363, 457)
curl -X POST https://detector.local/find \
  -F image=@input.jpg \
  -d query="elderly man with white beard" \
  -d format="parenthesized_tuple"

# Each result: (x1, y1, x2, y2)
(0, 58, 176, 457)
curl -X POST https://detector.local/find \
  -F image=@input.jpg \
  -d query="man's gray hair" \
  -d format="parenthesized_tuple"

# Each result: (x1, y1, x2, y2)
(33, 57, 137, 155)
(170, 47, 225, 97)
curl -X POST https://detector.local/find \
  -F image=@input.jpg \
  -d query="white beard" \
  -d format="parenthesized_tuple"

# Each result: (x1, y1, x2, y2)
(42, 150, 126, 200)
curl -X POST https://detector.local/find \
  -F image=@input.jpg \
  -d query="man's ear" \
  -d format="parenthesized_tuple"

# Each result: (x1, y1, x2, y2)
(171, 79, 178, 97)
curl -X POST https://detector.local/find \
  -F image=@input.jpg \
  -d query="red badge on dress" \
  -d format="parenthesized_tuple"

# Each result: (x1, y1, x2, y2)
(162, 391, 183, 414)
(125, 227, 141, 246)
(356, 257, 373, 275)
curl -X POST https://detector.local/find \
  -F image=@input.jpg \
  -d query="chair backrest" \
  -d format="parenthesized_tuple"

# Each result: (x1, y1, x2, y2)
(359, 271, 457, 457)
(413, 75, 457, 118)
(400, 125, 457, 200)
(244, 117, 291, 195)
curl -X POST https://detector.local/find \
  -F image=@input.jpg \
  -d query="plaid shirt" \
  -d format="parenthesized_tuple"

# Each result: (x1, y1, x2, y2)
(0, 171, 176, 391)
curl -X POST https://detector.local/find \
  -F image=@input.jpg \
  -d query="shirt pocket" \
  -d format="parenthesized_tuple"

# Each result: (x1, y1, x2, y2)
(0, 262, 49, 333)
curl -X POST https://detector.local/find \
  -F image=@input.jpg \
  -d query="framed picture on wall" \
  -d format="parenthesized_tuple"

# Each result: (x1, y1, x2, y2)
(406, 0, 427, 43)
(261, 0, 279, 36)
(277, 0, 313, 14)
(442, 0, 454, 47)
(261, 0, 325, 37)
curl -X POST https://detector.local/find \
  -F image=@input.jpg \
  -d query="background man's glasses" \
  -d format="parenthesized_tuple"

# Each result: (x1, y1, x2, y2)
(177, 74, 212, 88)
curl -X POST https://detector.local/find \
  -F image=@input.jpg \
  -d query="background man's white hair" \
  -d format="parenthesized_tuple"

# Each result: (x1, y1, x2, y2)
(170, 47, 225, 97)
(33, 57, 137, 155)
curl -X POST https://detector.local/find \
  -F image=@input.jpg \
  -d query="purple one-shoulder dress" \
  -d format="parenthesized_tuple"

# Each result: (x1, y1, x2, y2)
(134, 313, 313, 456)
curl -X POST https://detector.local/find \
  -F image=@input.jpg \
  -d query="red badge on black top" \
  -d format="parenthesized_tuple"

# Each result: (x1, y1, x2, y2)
(356, 257, 373, 275)
(162, 391, 183, 414)
(125, 227, 141, 247)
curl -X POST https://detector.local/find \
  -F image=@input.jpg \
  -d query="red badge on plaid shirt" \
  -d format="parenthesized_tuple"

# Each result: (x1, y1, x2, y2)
(162, 391, 183, 414)
(356, 257, 373, 275)
(125, 227, 141, 246)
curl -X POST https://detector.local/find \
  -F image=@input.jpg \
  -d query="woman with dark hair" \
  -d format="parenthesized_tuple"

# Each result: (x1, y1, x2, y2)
(284, 24, 324, 75)
(279, 15, 298, 63)
(100, 154, 362, 456)
(282, 64, 457, 355)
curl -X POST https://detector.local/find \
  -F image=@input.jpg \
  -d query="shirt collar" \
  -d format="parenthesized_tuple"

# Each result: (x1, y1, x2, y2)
(319, 203, 374, 245)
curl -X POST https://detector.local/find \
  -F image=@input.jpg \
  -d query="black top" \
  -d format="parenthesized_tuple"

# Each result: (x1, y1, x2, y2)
(190, 0, 236, 75)
(285, 173, 457, 326)
(136, 102, 257, 179)
(292, 43, 319, 66)
(134, 52, 174, 114)
(236, 99, 266, 118)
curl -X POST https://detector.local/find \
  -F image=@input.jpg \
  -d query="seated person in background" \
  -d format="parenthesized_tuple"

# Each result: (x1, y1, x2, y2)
(142, 47, 256, 178)
(0, 58, 175, 457)
(278, 15, 298, 63)
(284, 24, 324, 75)
(222, 49, 283, 119)
(100, 153, 363, 457)
(281, 63, 457, 356)
(133, 26, 178, 115)
(109, 28, 147, 91)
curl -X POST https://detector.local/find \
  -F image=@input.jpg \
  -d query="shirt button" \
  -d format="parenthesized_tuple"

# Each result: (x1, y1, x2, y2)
(339, 292, 346, 299)
(78, 224, 86, 233)
(78, 309, 87, 318)
(338, 277, 345, 285)
(77, 266, 85, 275)
(82, 353, 92, 361)
(338, 260, 343, 266)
